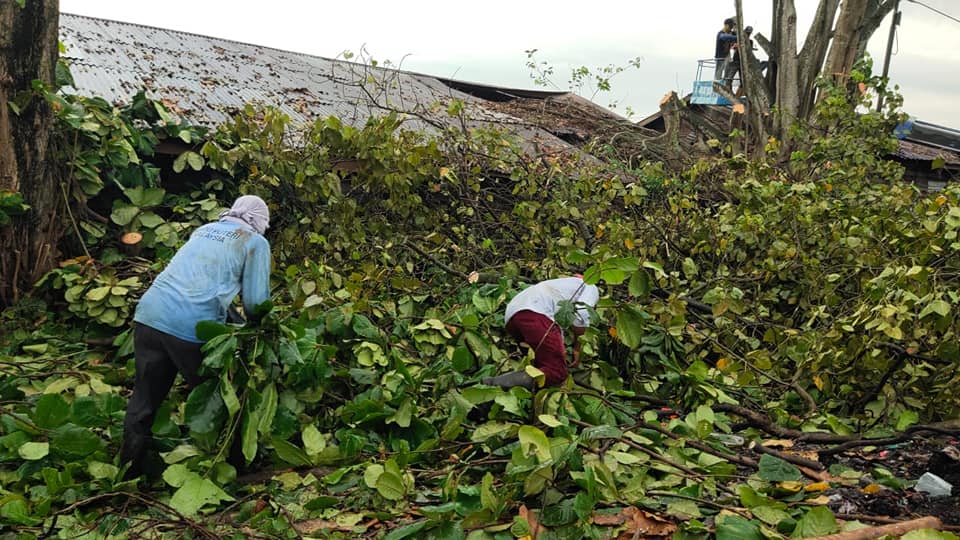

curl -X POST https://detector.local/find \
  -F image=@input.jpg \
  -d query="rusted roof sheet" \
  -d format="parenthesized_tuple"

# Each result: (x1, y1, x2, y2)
(895, 139, 960, 166)
(59, 13, 614, 155)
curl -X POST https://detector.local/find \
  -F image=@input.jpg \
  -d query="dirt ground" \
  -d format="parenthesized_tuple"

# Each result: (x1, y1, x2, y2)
(823, 437, 960, 525)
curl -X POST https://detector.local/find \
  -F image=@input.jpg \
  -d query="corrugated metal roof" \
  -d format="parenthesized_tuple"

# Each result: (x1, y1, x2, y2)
(895, 139, 960, 166)
(59, 13, 596, 153)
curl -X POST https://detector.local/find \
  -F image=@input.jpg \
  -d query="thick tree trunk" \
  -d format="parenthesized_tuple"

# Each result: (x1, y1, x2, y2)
(734, 0, 771, 152)
(773, 0, 800, 149)
(824, 0, 871, 83)
(797, 0, 841, 120)
(0, 0, 61, 306)
(856, 0, 897, 60)
(729, 0, 895, 156)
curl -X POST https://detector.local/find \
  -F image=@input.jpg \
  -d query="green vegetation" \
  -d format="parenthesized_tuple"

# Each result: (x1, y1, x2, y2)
(1, 63, 958, 539)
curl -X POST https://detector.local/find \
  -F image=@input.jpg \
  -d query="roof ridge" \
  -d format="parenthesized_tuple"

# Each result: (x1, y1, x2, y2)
(60, 12, 349, 66)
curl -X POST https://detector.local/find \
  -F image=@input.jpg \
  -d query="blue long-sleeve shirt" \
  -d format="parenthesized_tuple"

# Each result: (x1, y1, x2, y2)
(134, 220, 271, 342)
(715, 31, 737, 59)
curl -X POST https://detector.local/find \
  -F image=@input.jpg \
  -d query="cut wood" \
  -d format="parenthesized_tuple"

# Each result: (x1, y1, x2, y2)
(807, 516, 942, 540)
(121, 231, 143, 245)
(120, 231, 143, 255)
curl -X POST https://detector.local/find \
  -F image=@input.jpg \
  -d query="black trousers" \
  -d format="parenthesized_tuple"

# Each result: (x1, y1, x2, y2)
(120, 323, 203, 476)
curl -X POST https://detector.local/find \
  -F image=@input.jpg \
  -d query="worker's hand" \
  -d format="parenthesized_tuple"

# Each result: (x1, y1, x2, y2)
(226, 305, 247, 325)
(570, 342, 581, 368)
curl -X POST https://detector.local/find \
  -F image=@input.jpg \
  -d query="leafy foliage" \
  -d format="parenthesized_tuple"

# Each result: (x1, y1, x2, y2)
(1, 62, 958, 538)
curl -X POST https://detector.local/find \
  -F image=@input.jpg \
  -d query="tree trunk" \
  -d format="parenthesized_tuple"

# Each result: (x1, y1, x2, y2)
(824, 0, 871, 84)
(797, 0, 841, 121)
(856, 0, 897, 60)
(737, 0, 892, 155)
(735, 0, 771, 154)
(0, 0, 61, 307)
(772, 0, 800, 150)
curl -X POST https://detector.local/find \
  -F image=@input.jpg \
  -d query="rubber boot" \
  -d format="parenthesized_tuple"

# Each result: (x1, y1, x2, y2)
(481, 370, 537, 392)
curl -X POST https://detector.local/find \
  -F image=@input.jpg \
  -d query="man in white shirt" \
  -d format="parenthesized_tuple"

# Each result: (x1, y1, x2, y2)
(483, 276, 600, 390)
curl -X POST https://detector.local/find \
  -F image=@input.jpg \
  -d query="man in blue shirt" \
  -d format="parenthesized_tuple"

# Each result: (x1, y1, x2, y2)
(715, 18, 738, 83)
(120, 195, 271, 478)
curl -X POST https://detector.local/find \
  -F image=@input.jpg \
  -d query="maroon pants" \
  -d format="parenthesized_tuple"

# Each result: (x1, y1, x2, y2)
(506, 310, 567, 386)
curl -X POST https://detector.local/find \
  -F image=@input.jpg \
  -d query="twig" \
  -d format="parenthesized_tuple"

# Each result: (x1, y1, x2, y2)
(402, 240, 468, 279)
(807, 516, 942, 540)
(640, 420, 758, 469)
(750, 441, 826, 472)
(53, 492, 220, 540)
(647, 490, 751, 518)
(854, 352, 908, 411)
(61, 130, 91, 260)
(568, 418, 734, 494)
(818, 424, 960, 456)
(712, 403, 852, 444)
(277, 501, 305, 540)
(837, 514, 960, 533)
(60, 181, 91, 261)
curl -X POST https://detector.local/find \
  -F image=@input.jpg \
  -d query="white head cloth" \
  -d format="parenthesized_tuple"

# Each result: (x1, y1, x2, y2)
(219, 195, 269, 235)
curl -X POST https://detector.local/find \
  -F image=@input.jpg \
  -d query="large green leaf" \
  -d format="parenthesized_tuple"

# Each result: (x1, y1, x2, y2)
(168, 475, 234, 516)
(792, 506, 838, 537)
(518, 425, 552, 462)
(195, 320, 232, 341)
(257, 383, 278, 436)
(184, 380, 226, 434)
(137, 211, 164, 228)
(50, 424, 103, 457)
(110, 204, 140, 226)
(271, 438, 312, 467)
(615, 305, 646, 349)
(451, 345, 475, 373)
(382, 520, 429, 540)
(579, 424, 623, 441)
(220, 375, 240, 417)
(463, 331, 491, 361)
(351, 314, 380, 339)
(715, 515, 762, 540)
(388, 398, 413, 428)
(240, 404, 260, 465)
(201, 334, 237, 370)
(85, 286, 111, 302)
(757, 454, 802, 482)
(302, 424, 325, 456)
(124, 186, 166, 207)
(471, 422, 518, 443)
(375, 470, 406, 500)
(18, 441, 49, 460)
(628, 269, 651, 297)
(87, 461, 118, 480)
(278, 337, 303, 365)
(33, 393, 70, 429)
(0, 497, 41, 526)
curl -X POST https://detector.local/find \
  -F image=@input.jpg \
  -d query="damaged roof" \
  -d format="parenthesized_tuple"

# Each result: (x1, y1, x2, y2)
(59, 13, 626, 154)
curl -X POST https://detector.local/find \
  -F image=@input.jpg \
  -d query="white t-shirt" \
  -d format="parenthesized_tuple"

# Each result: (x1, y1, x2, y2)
(504, 277, 600, 327)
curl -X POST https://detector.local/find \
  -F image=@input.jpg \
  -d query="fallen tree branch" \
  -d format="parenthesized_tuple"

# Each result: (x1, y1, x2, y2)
(568, 418, 736, 494)
(837, 514, 960, 533)
(818, 424, 960, 456)
(640, 420, 758, 469)
(402, 240, 468, 279)
(646, 490, 751, 518)
(807, 516, 942, 540)
(712, 403, 852, 443)
(49, 491, 220, 540)
(401, 240, 501, 284)
(750, 441, 825, 472)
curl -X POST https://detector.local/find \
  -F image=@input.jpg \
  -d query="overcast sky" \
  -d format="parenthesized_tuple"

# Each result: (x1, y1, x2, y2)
(59, 0, 960, 128)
